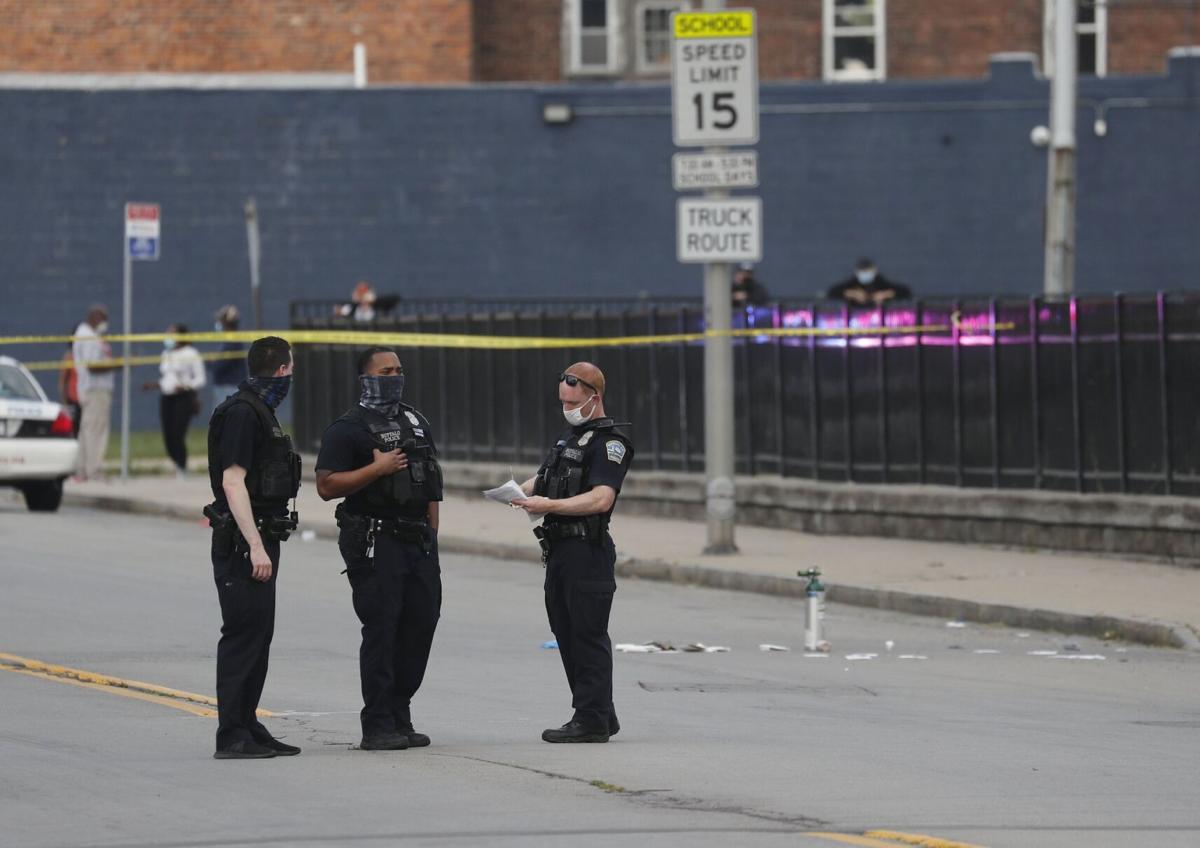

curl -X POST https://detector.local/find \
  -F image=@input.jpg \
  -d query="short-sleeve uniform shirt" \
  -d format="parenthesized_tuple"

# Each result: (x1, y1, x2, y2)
(315, 407, 440, 521)
(209, 402, 285, 516)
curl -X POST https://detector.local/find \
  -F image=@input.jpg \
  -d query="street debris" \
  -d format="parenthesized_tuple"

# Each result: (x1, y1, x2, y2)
(898, 655, 929, 660)
(541, 640, 558, 650)
(845, 653, 878, 661)
(759, 644, 790, 652)
(682, 643, 730, 653)
(945, 621, 967, 628)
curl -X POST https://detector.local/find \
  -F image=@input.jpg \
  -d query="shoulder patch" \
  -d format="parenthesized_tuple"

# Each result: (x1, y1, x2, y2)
(605, 440, 627, 464)
(405, 411, 420, 426)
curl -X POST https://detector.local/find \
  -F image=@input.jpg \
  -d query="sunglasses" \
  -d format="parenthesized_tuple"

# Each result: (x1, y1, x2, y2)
(558, 372, 598, 394)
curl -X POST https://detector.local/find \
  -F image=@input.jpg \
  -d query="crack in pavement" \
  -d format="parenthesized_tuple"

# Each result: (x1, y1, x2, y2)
(434, 752, 829, 830)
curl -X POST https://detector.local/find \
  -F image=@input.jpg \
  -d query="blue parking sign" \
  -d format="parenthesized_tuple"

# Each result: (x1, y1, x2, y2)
(128, 236, 160, 260)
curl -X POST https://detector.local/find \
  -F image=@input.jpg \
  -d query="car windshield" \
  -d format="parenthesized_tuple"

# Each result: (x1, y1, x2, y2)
(0, 364, 43, 401)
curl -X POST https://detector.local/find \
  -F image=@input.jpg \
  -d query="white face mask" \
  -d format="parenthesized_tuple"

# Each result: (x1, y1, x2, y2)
(163, 338, 177, 351)
(214, 321, 224, 332)
(563, 395, 597, 427)
(855, 269, 877, 285)
(95, 321, 109, 334)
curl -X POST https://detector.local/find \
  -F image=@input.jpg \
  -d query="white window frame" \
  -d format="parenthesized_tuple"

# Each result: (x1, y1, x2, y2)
(822, 0, 887, 82)
(1043, 0, 1108, 78)
(635, 1, 686, 75)
(568, 0, 620, 76)
(1076, 0, 1108, 77)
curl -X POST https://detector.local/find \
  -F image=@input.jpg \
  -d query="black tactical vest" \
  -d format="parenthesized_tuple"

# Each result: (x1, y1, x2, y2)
(534, 418, 633, 534)
(339, 403, 444, 512)
(207, 387, 301, 512)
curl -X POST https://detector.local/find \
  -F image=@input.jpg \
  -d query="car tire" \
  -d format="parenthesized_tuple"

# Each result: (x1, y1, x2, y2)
(22, 479, 64, 512)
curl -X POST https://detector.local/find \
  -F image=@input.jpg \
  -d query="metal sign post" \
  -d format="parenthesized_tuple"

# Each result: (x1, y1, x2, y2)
(121, 202, 160, 481)
(672, 3, 758, 554)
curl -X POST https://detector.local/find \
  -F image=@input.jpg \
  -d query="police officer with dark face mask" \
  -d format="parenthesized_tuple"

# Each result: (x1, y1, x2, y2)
(315, 347, 444, 752)
(205, 336, 301, 759)
(514, 362, 633, 744)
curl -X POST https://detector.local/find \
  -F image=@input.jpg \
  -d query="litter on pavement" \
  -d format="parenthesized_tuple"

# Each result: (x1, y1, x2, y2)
(759, 644, 790, 652)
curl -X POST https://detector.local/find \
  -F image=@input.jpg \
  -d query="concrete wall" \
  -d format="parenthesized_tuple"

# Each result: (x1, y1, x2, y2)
(2, 51, 1198, 427)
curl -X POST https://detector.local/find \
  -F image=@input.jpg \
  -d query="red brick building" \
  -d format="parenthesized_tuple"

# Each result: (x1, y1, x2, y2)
(1, 1, 1195, 84)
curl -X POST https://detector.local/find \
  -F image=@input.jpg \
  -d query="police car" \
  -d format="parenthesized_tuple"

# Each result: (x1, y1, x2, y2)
(0, 356, 78, 511)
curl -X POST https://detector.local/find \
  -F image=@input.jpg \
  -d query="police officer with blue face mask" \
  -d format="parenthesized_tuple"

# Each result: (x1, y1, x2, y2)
(205, 336, 301, 759)
(315, 347, 444, 752)
(514, 362, 633, 744)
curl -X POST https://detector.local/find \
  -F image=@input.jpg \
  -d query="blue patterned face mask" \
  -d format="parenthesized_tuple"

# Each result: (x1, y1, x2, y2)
(246, 375, 292, 410)
(359, 374, 405, 418)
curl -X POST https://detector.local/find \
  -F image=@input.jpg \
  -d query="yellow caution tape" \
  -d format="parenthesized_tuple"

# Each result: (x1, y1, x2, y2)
(21, 350, 245, 372)
(2, 320, 1014, 356)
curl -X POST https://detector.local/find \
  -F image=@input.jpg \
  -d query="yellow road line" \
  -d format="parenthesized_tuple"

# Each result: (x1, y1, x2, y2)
(3, 667, 216, 717)
(0, 651, 273, 718)
(808, 834, 916, 848)
(865, 831, 987, 848)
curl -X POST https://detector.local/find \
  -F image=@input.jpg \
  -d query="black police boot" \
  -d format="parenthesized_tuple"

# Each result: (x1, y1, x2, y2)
(396, 723, 431, 748)
(213, 740, 277, 760)
(254, 735, 301, 756)
(541, 721, 609, 744)
(609, 713, 620, 738)
(359, 732, 410, 751)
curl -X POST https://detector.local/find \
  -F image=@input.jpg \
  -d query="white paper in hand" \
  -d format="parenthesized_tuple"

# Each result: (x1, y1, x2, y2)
(482, 479, 539, 522)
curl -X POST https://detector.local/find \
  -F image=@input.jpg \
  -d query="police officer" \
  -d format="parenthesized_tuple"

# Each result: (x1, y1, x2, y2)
(205, 336, 301, 759)
(315, 346, 443, 752)
(514, 362, 633, 743)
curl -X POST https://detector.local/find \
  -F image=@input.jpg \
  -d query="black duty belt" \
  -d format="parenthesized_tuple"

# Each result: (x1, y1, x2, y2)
(336, 506, 430, 542)
(537, 522, 591, 542)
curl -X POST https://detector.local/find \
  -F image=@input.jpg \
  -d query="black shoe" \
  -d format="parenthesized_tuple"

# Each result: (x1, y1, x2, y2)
(214, 740, 277, 759)
(396, 724, 431, 748)
(255, 736, 301, 756)
(359, 732, 410, 751)
(542, 721, 609, 744)
(608, 714, 620, 737)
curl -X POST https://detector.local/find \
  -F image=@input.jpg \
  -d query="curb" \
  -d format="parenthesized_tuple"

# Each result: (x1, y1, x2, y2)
(61, 491, 1198, 651)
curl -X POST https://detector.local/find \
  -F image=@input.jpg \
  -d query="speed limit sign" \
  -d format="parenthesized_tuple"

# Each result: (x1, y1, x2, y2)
(671, 9, 758, 147)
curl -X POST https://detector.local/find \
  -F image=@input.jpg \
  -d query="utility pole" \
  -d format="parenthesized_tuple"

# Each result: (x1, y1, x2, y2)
(1044, 0, 1077, 299)
(700, 0, 737, 553)
(244, 198, 263, 329)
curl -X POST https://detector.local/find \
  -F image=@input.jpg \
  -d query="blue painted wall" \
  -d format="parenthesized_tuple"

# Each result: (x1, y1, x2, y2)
(2, 52, 1197, 427)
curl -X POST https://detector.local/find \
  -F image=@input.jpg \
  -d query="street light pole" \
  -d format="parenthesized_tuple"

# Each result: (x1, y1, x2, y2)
(1044, 0, 1077, 299)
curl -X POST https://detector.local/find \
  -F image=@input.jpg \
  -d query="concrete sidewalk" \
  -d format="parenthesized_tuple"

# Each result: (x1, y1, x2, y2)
(47, 472, 1200, 650)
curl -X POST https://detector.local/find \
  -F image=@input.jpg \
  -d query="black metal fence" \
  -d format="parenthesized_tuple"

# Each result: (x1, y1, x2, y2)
(291, 293, 1200, 497)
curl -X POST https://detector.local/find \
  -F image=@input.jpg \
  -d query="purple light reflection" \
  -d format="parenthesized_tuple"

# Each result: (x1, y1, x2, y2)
(748, 306, 1005, 348)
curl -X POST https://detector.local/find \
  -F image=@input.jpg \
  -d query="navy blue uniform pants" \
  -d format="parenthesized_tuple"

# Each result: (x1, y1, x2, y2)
(212, 534, 280, 750)
(544, 535, 617, 730)
(340, 528, 442, 737)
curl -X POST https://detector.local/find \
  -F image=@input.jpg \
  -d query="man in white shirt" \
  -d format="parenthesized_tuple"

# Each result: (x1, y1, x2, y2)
(72, 304, 118, 481)
(144, 324, 207, 476)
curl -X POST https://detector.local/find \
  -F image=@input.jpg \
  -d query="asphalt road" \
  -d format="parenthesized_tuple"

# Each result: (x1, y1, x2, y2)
(2, 501, 1198, 848)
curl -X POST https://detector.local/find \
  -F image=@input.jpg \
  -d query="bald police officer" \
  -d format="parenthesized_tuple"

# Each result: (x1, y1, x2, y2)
(515, 362, 633, 743)
(315, 347, 444, 752)
(206, 336, 301, 759)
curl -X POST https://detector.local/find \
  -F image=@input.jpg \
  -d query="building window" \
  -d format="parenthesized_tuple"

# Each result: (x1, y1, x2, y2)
(1044, 1, 1108, 78)
(636, 2, 684, 74)
(823, 0, 887, 82)
(1076, 0, 1107, 77)
(569, 0, 619, 74)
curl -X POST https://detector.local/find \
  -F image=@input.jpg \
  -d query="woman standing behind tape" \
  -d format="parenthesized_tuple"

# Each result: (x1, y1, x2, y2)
(143, 324, 206, 477)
